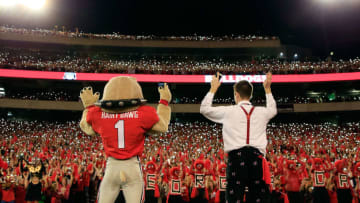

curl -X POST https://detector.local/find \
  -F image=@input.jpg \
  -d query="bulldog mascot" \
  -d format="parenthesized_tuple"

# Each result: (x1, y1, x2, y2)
(79, 77, 171, 203)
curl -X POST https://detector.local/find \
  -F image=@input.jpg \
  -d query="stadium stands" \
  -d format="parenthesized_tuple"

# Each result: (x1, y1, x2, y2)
(0, 25, 277, 41)
(2, 89, 360, 104)
(0, 119, 359, 202)
(1, 49, 359, 74)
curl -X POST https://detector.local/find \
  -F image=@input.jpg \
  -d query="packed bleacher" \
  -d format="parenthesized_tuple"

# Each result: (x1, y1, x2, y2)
(174, 95, 360, 104)
(0, 25, 277, 41)
(0, 118, 359, 202)
(2, 89, 360, 104)
(1, 49, 360, 74)
(2, 89, 79, 101)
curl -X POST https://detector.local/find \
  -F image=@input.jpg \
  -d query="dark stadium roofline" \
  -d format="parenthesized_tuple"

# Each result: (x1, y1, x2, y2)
(1, 69, 360, 83)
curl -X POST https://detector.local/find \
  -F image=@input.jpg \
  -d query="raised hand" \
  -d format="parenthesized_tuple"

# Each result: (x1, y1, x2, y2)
(79, 86, 100, 108)
(263, 72, 272, 93)
(210, 72, 221, 94)
(158, 83, 172, 102)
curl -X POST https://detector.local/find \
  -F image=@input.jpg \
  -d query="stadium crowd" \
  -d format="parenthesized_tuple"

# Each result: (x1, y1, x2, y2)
(174, 95, 360, 104)
(2, 90, 79, 102)
(0, 118, 359, 203)
(1, 49, 360, 74)
(2, 89, 360, 104)
(0, 25, 277, 41)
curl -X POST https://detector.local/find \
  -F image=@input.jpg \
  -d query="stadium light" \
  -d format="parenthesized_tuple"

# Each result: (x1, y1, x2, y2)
(0, 0, 46, 9)
(294, 53, 298, 59)
(349, 89, 360, 94)
(0, 0, 17, 7)
(279, 52, 284, 57)
(22, 0, 46, 9)
(307, 91, 321, 95)
(318, 0, 335, 3)
(314, 0, 360, 7)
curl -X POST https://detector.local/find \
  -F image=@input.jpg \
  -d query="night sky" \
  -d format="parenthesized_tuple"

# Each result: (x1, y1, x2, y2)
(1, 0, 360, 56)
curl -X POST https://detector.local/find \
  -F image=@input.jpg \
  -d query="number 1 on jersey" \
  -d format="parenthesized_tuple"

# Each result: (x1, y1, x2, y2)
(115, 120, 125, 149)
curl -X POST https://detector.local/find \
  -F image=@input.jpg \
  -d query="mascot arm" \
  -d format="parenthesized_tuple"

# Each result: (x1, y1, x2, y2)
(151, 83, 172, 133)
(79, 87, 100, 136)
(80, 109, 97, 136)
(151, 103, 171, 133)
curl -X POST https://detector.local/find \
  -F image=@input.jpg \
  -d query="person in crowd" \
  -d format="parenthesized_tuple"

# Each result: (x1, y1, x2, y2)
(283, 160, 304, 203)
(21, 158, 47, 203)
(1, 175, 16, 203)
(334, 159, 352, 203)
(144, 159, 161, 203)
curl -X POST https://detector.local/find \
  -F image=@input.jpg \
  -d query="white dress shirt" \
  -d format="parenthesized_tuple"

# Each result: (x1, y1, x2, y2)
(200, 92, 277, 155)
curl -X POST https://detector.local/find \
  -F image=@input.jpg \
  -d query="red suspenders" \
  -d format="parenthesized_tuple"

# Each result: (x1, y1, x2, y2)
(240, 106, 255, 144)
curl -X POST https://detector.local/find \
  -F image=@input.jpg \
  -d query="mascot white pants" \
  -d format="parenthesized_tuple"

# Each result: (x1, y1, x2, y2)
(99, 157, 144, 203)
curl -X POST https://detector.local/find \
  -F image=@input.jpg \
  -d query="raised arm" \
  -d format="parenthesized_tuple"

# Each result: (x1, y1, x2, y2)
(200, 72, 227, 123)
(263, 72, 277, 119)
(24, 172, 29, 189)
(151, 83, 172, 133)
(79, 87, 99, 136)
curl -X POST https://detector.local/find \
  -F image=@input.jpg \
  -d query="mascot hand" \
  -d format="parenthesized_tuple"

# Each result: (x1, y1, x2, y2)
(158, 83, 172, 102)
(80, 86, 100, 108)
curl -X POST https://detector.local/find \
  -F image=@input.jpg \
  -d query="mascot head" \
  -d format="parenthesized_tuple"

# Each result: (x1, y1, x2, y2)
(96, 76, 146, 113)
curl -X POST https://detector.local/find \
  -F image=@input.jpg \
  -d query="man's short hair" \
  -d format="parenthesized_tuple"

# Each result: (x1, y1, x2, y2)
(234, 80, 253, 99)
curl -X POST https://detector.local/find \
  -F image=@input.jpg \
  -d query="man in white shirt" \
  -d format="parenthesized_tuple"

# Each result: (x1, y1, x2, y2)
(200, 72, 277, 203)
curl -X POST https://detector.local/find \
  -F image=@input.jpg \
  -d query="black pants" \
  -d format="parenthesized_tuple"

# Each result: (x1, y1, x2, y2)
(75, 190, 85, 203)
(84, 186, 89, 203)
(337, 189, 352, 203)
(286, 191, 302, 203)
(145, 190, 158, 203)
(226, 147, 270, 203)
(219, 191, 226, 203)
(270, 191, 284, 203)
(312, 187, 329, 203)
(168, 195, 183, 203)
(191, 188, 207, 203)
